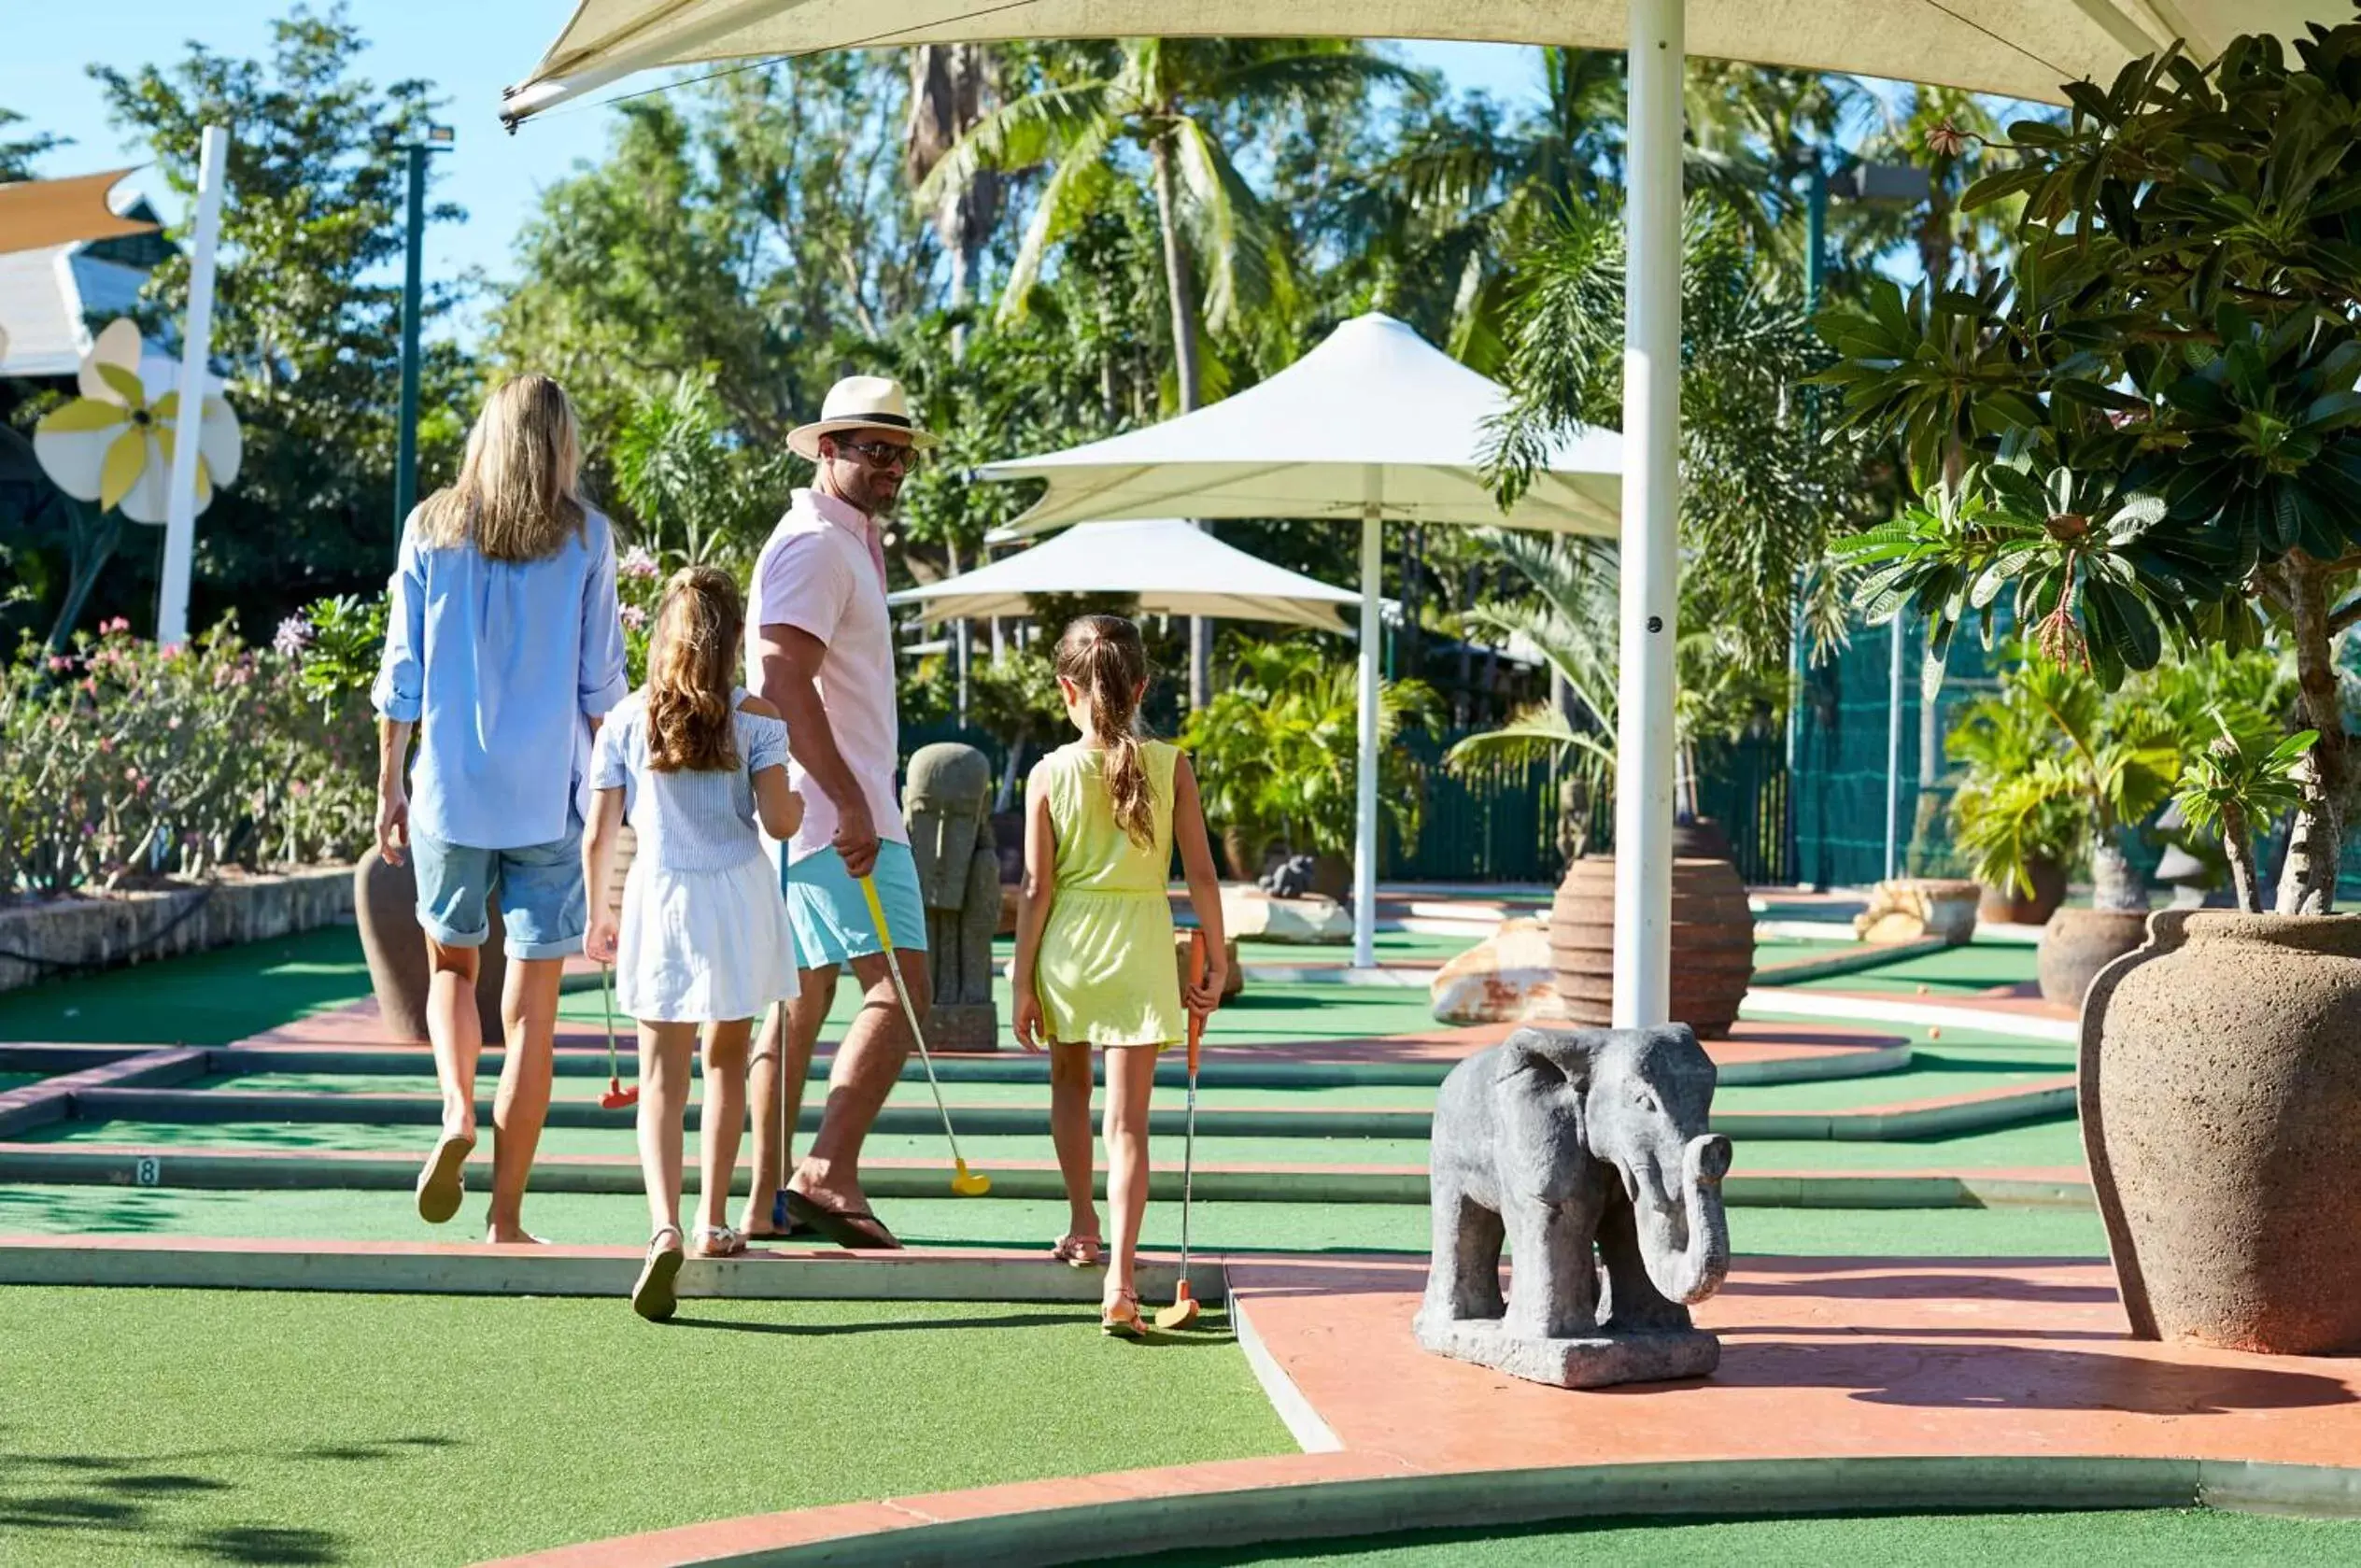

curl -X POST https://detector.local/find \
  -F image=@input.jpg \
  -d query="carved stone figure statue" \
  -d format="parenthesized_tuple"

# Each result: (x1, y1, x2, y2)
(904, 742, 1000, 1050)
(1416, 1024, 1732, 1387)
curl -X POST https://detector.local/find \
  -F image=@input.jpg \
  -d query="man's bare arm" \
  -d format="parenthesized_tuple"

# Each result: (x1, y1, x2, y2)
(756, 622, 880, 876)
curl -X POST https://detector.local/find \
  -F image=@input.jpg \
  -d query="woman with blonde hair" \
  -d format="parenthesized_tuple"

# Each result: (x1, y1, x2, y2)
(373, 374, 629, 1243)
(585, 567, 802, 1320)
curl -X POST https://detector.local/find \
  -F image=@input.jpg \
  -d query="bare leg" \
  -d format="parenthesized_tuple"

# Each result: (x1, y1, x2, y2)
(636, 1021, 696, 1236)
(790, 949, 926, 1215)
(422, 939, 483, 1141)
(1102, 1045, 1157, 1306)
(1049, 1041, 1099, 1241)
(486, 954, 562, 1243)
(741, 968, 838, 1235)
(697, 1018, 752, 1236)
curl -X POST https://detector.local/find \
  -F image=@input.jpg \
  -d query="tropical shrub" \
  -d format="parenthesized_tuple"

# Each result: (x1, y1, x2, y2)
(0, 619, 374, 896)
(1818, 22, 2361, 913)
(1180, 643, 1437, 868)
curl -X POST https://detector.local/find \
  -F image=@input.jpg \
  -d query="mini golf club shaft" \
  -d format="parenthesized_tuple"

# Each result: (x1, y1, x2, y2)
(858, 873, 983, 1190)
(601, 964, 619, 1081)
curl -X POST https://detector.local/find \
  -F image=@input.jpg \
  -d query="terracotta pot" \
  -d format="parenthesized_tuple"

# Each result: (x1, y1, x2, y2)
(1671, 817, 1734, 864)
(352, 846, 505, 1043)
(1978, 857, 2067, 925)
(2037, 906, 2149, 1009)
(1548, 854, 1754, 1038)
(2083, 911, 2361, 1353)
(1306, 852, 1353, 904)
(1221, 826, 1270, 884)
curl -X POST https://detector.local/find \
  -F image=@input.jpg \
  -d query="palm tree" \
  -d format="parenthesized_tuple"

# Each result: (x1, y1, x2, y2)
(922, 39, 1411, 411)
(920, 38, 1411, 703)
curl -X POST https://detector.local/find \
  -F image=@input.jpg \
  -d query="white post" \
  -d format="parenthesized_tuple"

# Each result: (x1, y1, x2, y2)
(1352, 491, 1383, 971)
(1613, 0, 1683, 1029)
(157, 123, 229, 648)
(1885, 611, 1904, 881)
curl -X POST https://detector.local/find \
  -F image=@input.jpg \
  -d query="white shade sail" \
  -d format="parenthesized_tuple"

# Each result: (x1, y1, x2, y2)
(502, 2, 2334, 124)
(890, 517, 1361, 632)
(981, 312, 1620, 539)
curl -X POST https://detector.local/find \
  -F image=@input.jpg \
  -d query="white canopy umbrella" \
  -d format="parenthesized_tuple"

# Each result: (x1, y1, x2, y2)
(503, 0, 2345, 1027)
(890, 516, 1361, 632)
(983, 312, 1621, 968)
(499, 4, 2321, 124)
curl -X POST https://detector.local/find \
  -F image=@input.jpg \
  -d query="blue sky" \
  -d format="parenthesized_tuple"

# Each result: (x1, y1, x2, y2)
(3, 5, 1548, 295)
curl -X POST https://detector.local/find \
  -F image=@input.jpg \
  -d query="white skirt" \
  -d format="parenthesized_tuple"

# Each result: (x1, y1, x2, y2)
(615, 850, 800, 1024)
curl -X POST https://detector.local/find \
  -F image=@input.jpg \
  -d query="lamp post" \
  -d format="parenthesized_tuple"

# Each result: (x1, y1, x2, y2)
(1784, 153, 1930, 890)
(393, 124, 454, 531)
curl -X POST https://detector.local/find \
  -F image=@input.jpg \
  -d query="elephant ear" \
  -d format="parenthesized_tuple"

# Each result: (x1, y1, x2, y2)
(1492, 1027, 1593, 1152)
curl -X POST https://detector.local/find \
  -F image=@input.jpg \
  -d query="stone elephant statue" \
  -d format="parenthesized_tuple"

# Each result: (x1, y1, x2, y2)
(1418, 1024, 1731, 1343)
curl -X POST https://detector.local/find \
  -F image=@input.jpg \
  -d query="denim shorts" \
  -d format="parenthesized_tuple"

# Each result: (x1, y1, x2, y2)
(782, 840, 928, 969)
(412, 825, 587, 961)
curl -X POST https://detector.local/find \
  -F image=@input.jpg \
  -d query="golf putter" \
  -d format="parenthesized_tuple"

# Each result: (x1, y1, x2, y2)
(1156, 932, 1210, 1331)
(598, 964, 638, 1110)
(857, 873, 991, 1196)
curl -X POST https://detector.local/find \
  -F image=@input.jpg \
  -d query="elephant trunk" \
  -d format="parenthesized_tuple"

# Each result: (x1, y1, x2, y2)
(1638, 1133, 1732, 1305)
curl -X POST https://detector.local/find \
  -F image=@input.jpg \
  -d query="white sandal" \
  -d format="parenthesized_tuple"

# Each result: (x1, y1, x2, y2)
(632, 1225, 685, 1321)
(690, 1223, 746, 1259)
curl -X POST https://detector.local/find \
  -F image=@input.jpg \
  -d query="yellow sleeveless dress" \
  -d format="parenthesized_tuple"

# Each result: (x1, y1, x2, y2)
(1035, 739, 1183, 1048)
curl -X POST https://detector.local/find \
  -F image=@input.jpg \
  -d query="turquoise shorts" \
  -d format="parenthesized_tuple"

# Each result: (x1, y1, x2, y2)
(782, 841, 929, 969)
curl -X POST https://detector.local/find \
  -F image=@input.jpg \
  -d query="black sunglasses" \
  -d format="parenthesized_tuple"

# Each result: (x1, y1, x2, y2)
(832, 436, 920, 471)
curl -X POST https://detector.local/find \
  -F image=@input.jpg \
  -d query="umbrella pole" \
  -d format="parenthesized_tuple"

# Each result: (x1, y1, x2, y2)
(1612, 0, 1683, 1029)
(1354, 497, 1381, 970)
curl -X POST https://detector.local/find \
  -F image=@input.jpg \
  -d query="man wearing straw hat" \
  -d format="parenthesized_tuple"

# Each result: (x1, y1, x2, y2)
(740, 375, 938, 1250)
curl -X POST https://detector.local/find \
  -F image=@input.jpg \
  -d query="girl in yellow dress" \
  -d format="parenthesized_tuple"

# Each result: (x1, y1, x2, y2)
(1012, 614, 1227, 1335)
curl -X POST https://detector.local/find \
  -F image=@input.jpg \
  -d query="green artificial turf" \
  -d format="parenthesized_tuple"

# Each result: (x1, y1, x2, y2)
(0, 1285, 1294, 1566)
(0, 1184, 2114, 1257)
(1796, 939, 2043, 996)
(0, 925, 372, 1047)
(1135, 1508, 2361, 1567)
(0, 1070, 42, 1092)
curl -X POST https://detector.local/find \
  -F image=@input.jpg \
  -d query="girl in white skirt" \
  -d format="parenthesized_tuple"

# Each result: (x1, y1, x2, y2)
(584, 565, 801, 1321)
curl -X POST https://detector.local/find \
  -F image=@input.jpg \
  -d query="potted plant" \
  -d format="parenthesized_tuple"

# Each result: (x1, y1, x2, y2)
(1944, 676, 2079, 925)
(1818, 21, 2361, 1353)
(1446, 535, 1766, 1037)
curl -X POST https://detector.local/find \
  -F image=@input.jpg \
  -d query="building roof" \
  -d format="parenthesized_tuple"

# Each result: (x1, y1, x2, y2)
(0, 196, 170, 380)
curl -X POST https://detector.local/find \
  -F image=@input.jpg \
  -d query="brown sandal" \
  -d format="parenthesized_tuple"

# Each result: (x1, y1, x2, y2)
(632, 1225, 685, 1322)
(1101, 1289, 1145, 1338)
(1051, 1233, 1104, 1269)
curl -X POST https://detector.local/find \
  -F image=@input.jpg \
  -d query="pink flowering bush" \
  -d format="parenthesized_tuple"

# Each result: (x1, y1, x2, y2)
(0, 620, 375, 896)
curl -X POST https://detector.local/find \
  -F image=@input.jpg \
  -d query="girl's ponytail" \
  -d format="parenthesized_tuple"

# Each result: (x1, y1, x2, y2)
(645, 565, 745, 773)
(1055, 614, 1155, 846)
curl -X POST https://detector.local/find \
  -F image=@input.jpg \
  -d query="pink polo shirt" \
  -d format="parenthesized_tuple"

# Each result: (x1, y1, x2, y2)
(744, 487, 908, 863)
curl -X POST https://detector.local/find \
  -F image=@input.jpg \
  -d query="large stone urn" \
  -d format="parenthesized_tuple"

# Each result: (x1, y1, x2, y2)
(1979, 857, 2067, 925)
(352, 846, 505, 1042)
(2083, 911, 2361, 1354)
(1549, 855, 1754, 1038)
(2038, 906, 2150, 1008)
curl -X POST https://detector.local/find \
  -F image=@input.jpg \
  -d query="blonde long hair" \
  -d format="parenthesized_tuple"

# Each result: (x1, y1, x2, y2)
(645, 566, 744, 774)
(1055, 614, 1155, 847)
(417, 374, 587, 561)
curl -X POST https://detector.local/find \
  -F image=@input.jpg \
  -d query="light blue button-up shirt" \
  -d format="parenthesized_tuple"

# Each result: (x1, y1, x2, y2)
(372, 505, 630, 850)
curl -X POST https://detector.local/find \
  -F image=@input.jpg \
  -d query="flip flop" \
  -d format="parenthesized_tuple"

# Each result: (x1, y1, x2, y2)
(632, 1226, 685, 1322)
(691, 1224, 747, 1259)
(415, 1131, 474, 1225)
(1101, 1289, 1146, 1339)
(783, 1189, 902, 1251)
(742, 1188, 810, 1242)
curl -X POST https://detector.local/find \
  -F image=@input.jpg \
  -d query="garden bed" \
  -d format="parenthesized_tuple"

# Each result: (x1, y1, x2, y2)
(0, 866, 354, 995)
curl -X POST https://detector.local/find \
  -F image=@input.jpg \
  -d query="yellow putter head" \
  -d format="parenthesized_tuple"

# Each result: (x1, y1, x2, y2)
(858, 873, 993, 1199)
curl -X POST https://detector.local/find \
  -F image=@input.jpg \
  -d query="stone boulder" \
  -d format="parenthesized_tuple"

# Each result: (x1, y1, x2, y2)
(1853, 878, 1981, 946)
(1176, 932, 1246, 1001)
(1221, 884, 1350, 944)
(1430, 918, 1574, 1025)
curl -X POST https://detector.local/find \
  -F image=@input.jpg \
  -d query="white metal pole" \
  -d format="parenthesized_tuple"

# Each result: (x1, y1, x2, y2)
(1885, 612, 1904, 881)
(1612, 0, 1683, 1030)
(1352, 493, 1382, 970)
(157, 123, 229, 648)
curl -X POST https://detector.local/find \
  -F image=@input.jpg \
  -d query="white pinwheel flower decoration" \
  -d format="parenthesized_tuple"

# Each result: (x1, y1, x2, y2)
(33, 318, 241, 524)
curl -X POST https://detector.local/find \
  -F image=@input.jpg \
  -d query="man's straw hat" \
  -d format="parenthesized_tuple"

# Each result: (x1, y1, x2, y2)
(787, 375, 940, 461)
